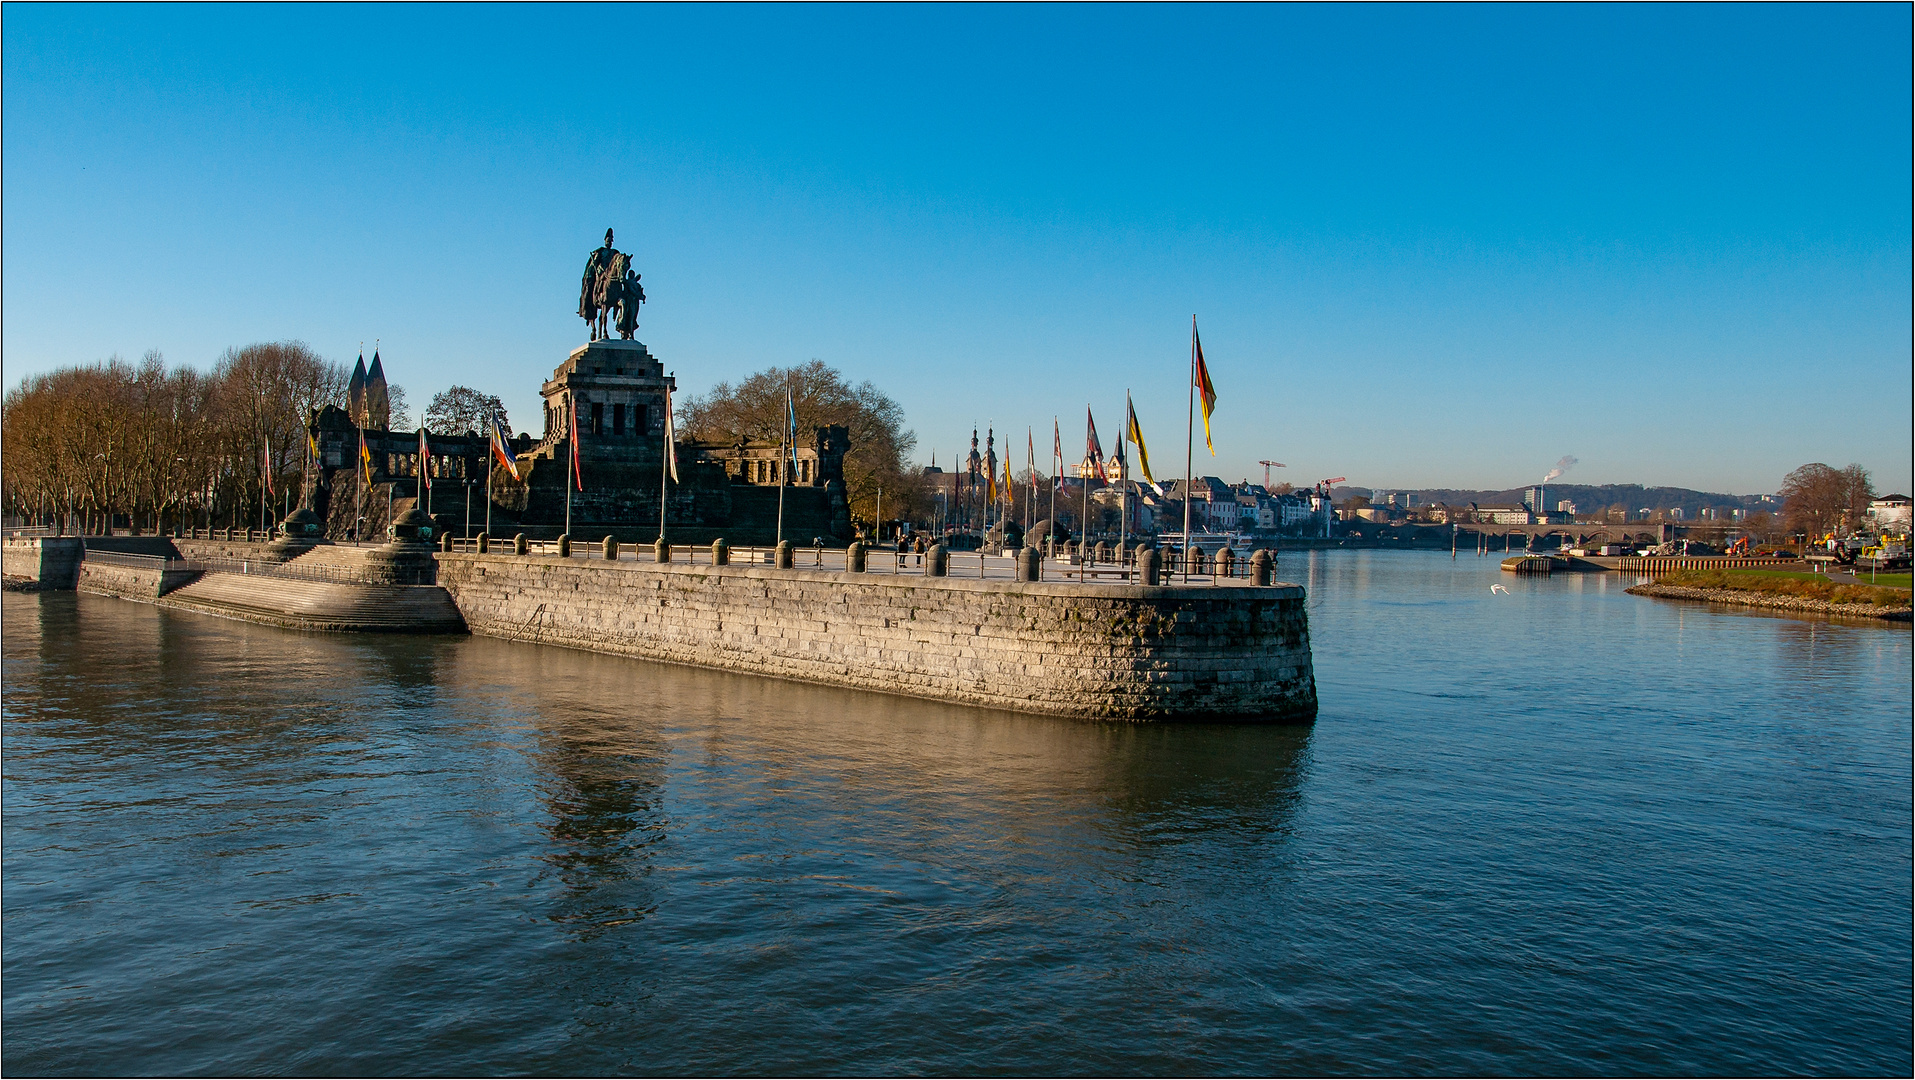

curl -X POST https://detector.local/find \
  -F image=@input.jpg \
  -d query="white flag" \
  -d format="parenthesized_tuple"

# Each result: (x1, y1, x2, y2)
(786, 386, 798, 482)
(663, 385, 679, 483)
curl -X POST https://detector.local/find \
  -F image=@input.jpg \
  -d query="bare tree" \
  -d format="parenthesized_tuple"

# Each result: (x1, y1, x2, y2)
(3, 342, 348, 534)
(425, 386, 510, 434)
(1780, 462, 1874, 537)
(678, 359, 916, 524)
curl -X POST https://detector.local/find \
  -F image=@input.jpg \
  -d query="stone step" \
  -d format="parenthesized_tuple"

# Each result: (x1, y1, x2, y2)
(281, 545, 383, 570)
(162, 572, 465, 633)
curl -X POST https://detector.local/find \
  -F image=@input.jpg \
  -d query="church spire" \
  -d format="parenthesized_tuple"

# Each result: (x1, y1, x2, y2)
(365, 345, 390, 430)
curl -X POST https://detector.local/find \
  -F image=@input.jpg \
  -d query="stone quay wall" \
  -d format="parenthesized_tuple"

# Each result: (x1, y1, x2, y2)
(3, 537, 84, 589)
(435, 554, 1318, 722)
(172, 537, 282, 562)
(76, 559, 201, 602)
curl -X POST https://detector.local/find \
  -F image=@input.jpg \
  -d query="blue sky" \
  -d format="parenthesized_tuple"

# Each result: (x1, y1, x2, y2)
(5, 4, 1909, 495)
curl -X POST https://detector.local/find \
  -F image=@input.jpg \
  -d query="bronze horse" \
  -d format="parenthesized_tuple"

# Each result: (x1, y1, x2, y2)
(585, 252, 644, 340)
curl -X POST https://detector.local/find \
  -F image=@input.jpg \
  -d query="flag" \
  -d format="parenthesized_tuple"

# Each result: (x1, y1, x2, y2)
(1004, 453, 1014, 507)
(307, 428, 319, 461)
(418, 428, 432, 491)
(359, 430, 374, 486)
(1193, 319, 1217, 456)
(662, 384, 679, 483)
(569, 396, 584, 491)
(785, 386, 797, 484)
(1084, 407, 1104, 479)
(986, 455, 997, 503)
(1125, 392, 1162, 493)
(490, 417, 522, 480)
(1053, 417, 1062, 466)
(263, 438, 274, 495)
(1027, 428, 1036, 500)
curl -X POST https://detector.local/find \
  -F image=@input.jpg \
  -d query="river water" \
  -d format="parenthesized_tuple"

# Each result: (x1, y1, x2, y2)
(3, 551, 1909, 1075)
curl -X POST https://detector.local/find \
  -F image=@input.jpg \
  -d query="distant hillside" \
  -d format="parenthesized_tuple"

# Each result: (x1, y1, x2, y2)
(1329, 484, 1778, 517)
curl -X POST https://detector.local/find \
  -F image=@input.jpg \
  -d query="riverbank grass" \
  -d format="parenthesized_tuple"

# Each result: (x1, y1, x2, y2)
(1656, 568, 1912, 608)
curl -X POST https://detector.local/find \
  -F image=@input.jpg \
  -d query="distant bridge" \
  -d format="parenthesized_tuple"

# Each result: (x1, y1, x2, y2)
(1445, 520, 1740, 547)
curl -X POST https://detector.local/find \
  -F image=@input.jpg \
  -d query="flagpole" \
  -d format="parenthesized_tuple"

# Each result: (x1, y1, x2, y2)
(356, 427, 365, 543)
(564, 397, 573, 540)
(1183, 315, 1195, 583)
(1049, 417, 1058, 558)
(659, 380, 673, 544)
(1118, 393, 1128, 573)
(776, 386, 789, 547)
(1081, 406, 1091, 564)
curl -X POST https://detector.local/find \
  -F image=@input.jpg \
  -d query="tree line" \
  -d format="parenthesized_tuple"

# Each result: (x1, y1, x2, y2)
(2, 345, 922, 535)
(2, 343, 356, 534)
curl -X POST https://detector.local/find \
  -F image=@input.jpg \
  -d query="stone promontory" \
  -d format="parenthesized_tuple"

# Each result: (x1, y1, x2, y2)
(435, 553, 1318, 722)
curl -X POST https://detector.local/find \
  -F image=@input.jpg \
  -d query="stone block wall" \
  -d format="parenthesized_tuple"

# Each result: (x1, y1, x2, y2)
(77, 561, 167, 601)
(3, 537, 84, 589)
(173, 538, 282, 562)
(435, 554, 1317, 721)
(74, 557, 201, 601)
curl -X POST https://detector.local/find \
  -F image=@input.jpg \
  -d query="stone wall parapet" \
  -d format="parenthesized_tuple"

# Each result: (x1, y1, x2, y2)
(433, 551, 1315, 721)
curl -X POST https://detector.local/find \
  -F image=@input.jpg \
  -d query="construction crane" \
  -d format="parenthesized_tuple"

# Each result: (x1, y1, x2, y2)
(1259, 460, 1287, 487)
(1318, 476, 1346, 496)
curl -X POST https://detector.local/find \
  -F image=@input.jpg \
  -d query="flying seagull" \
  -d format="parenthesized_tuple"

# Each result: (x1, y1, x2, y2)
(1490, 584, 1510, 594)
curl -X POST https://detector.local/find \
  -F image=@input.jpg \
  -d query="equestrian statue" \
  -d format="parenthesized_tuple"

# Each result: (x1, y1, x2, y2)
(578, 228, 646, 340)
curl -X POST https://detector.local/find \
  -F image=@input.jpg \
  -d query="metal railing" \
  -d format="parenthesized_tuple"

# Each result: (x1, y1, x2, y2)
(80, 550, 189, 570)
(188, 555, 399, 585)
(437, 536, 1275, 586)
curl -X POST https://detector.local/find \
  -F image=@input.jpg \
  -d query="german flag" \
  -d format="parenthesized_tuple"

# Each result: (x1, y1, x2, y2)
(1193, 319, 1217, 456)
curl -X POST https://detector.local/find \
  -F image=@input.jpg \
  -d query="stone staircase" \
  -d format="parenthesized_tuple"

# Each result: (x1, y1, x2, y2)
(282, 545, 384, 573)
(161, 570, 466, 634)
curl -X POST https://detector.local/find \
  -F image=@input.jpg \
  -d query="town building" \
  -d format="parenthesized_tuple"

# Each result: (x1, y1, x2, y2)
(1867, 494, 1912, 531)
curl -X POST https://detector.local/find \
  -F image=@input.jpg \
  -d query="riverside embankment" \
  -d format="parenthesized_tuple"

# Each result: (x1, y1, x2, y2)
(435, 552, 1317, 721)
(9, 533, 1318, 722)
(1625, 572, 1912, 621)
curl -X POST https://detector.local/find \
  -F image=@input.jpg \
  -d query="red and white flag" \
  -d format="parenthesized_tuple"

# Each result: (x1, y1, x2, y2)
(417, 428, 431, 491)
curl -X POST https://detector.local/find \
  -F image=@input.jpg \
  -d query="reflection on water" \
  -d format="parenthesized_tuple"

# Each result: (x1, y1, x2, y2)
(3, 552, 1909, 1075)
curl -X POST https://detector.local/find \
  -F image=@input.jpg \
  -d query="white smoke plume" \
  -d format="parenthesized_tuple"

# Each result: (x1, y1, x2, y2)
(1541, 455, 1578, 484)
